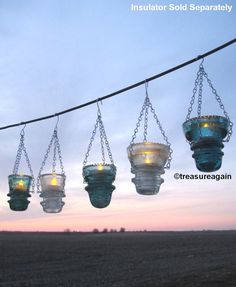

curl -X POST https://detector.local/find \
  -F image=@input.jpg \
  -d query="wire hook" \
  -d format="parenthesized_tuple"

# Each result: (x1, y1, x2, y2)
(199, 57, 205, 69)
(144, 80, 150, 102)
(54, 115, 60, 130)
(20, 124, 26, 136)
(97, 98, 102, 117)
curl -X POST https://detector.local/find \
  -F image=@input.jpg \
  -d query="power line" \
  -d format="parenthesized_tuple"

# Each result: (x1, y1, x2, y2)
(0, 38, 235, 131)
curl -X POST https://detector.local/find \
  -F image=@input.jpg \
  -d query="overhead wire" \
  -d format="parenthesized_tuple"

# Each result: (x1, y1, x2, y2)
(0, 38, 235, 131)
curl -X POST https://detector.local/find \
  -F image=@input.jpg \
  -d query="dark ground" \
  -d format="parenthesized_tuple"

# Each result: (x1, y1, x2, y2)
(0, 231, 236, 287)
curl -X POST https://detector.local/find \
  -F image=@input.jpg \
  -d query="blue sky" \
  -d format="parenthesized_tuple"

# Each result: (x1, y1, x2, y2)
(0, 0, 235, 231)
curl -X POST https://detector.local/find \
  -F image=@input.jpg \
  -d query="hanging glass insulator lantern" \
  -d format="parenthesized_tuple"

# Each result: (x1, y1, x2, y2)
(83, 164, 116, 208)
(83, 102, 117, 208)
(8, 126, 35, 211)
(127, 82, 172, 195)
(127, 142, 170, 195)
(183, 116, 230, 172)
(39, 173, 65, 213)
(8, 174, 32, 211)
(37, 117, 66, 213)
(183, 59, 233, 172)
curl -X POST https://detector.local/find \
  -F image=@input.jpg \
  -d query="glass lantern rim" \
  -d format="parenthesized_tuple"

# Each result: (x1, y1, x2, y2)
(183, 115, 229, 126)
(39, 173, 66, 178)
(83, 163, 117, 178)
(8, 174, 32, 179)
(127, 141, 170, 151)
(83, 163, 116, 169)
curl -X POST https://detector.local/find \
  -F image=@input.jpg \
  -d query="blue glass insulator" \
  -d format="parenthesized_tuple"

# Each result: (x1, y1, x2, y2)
(183, 115, 229, 172)
(83, 164, 116, 208)
(8, 174, 32, 211)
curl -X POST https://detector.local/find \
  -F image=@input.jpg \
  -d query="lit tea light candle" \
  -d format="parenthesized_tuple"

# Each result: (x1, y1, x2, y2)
(202, 123, 209, 128)
(16, 179, 27, 191)
(48, 176, 61, 191)
(127, 142, 170, 195)
(142, 151, 152, 155)
(97, 164, 104, 171)
(144, 157, 152, 164)
(51, 177, 58, 186)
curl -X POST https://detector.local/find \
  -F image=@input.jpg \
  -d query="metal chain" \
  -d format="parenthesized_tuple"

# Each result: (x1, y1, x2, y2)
(83, 118, 99, 166)
(52, 130, 57, 173)
(12, 127, 35, 191)
(186, 69, 201, 121)
(12, 134, 24, 174)
(83, 104, 114, 166)
(99, 117, 114, 164)
(37, 130, 55, 192)
(130, 96, 148, 146)
(22, 144, 35, 191)
(99, 116, 106, 164)
(148, 99, 172, 169)
(129, 83, 172, 169)
(55, 133, 65, 175)
(37, 125, 65, 192)
(186, 60, 233, 142)
(203, 70, 233, 142)
(197, 66, 204, 117)
(143, 105, 148, 142)
(143, 81, 149, 142)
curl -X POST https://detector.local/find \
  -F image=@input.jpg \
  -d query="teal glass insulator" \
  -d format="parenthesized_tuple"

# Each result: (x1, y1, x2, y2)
(183, 115, 230, 172)
(39, 173, 66, 213)
(83, 164, 116, 208)
(8, 174, 32, 211)
(127, 142, 170, 195)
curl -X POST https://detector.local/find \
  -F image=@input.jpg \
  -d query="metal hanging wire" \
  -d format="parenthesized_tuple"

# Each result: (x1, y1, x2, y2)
(185, 59, 233, 142)
(129, 82, 172, 169)
(37, 116, 65, 192)
(83, 100, 114, 167)
(12, 125, 35, 191)
(0, 39, 234, 132)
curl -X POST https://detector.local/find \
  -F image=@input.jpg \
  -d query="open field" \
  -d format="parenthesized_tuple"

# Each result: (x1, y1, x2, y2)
(0, 231, 236, 287)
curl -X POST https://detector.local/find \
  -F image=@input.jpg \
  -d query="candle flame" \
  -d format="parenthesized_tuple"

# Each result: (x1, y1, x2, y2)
(202, 123, 209, 128)
(97, 164, 104, 171)
(145, 157, 152, 164)
(16, 180, 25, 190)
(51, 177, 58, 186)
(143, 151, 152, 155)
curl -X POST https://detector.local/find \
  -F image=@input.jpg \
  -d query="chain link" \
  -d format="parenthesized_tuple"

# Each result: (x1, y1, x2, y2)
(130, 97, 148, 146)
(52, 130, 57, 173)
(83, 103, 114, 166)
(143, 81, 149, 142)
(99, 116, 106, 164)
(83, 118, 99, 166)
(99, 118, 114, 164)
(12, 134, 23, 174)
(143, 105, 148, 142)
(12, 127, 35, 192)
(186, 70, 201, 121)
(37, 125, 65, 192)
(22, 144, 35, 191)
(56, 133, 65, 174)
(129, 84, 172, 169)
(185, 60, 233, 142)
(197, 66, 204, 117)
(148, 99, 172, 169)
(203, 70, 233, 141)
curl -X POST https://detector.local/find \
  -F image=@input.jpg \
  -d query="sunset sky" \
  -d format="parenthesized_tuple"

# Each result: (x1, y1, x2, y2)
(0, 0, 235, 231)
